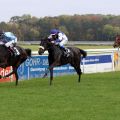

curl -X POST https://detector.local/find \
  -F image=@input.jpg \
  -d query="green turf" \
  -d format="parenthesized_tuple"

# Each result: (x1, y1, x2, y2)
(20, 44, 39, 51)
(20, 44, 112, 51)
(0, 71, 120, 120)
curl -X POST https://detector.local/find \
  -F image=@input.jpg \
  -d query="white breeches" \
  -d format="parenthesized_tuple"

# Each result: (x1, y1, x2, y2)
(59, 39, 68, 46)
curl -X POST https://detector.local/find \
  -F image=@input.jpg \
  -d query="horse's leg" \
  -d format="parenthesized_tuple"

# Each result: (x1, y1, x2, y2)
(43, 60, 59, 78)
(43, 61, 59, 85)
(14, 71, 19, 86)
(46, 57, 54, 85)
(13, 67, 19, 86)
(75, 66, 82, 82)
(72, 63, 82, 83)
(50, 68, 53, 85)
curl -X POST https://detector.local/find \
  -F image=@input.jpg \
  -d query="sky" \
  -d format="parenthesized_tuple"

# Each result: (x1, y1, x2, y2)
(0, 0, 120, 22)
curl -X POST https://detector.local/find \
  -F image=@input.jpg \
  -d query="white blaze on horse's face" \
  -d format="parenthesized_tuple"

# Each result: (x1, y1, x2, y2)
(39, 46, 45, 50)
(38, 46, 45, 55)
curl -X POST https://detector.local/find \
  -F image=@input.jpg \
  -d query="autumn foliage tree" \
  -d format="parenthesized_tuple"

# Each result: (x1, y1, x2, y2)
(0, 14, 120, 41)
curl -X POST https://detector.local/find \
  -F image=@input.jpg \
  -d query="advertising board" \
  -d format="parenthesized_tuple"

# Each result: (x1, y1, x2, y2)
(0, 67, 15, 82)
(0, 53, 114, 82)
(17, 54, 114, 80)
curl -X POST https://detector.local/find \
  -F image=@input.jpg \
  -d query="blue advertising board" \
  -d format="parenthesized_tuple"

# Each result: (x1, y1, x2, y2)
(17, 54, 113, 80)
(82, 55, 112, 65)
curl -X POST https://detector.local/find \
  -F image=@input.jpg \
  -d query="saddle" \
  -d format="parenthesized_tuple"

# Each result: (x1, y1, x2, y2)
(59, 46, 70, 57)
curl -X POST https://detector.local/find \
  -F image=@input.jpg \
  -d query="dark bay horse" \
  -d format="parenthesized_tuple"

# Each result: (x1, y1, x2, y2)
(113, 35, 120, 48)
(0, 45, 31, 85)
(38, 38, 87, 85)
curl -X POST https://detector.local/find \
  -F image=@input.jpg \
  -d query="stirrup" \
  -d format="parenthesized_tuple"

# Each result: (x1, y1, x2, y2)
(65, 48, 70, 53)
(66, 53, 70, 57)
(64, 51, 70, 57)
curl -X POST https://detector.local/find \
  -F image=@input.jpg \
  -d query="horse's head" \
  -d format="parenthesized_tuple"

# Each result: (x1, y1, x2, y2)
(38, 38, 52, 55)
(113, 35, 120, 48)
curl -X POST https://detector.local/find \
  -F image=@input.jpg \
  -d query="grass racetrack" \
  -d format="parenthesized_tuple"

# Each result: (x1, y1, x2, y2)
(0, 71, 120, 120)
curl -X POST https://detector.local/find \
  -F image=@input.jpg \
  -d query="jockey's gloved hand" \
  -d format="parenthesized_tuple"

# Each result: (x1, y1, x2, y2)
(55, 41, 59, 45)
(51, 41, 55, 43)
(55, 39, 61, 42)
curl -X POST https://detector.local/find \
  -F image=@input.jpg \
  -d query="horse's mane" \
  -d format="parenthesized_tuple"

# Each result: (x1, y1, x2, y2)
(15, 45, 31, 57)
(25, 48, 31, 57)
(43, 38, 63, 55)
(0, 45, 9, 55)
(49, 43, 61, 52)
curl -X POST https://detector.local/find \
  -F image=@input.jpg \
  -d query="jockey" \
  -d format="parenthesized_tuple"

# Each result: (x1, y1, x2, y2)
(48, 29, 70, 57)
(0, 31, 20, 56)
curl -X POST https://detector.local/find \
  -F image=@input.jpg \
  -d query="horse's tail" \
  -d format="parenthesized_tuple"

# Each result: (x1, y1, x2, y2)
(79, 49, 87, 58)
(25, 48, 31, 57)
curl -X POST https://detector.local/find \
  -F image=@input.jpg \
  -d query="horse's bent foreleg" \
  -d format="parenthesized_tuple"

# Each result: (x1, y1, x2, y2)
(43, 69, 49, 78)
(43, 60, 59, 77)
(43, 60, 59, 85)
(48, 61, 60, 71)
(1, 70, 15, 78)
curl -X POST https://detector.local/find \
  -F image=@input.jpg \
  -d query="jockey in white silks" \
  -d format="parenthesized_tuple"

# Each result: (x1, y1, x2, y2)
(48, 29, 70, 57)
(0, 31, 20, 56)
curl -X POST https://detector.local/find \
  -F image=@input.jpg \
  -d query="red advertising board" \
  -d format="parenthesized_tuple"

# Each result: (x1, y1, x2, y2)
(0, 67, 15, 83)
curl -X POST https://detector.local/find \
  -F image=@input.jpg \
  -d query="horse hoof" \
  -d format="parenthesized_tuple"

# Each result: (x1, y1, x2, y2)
(43, 75, 46, 78)
(43, 73, 47, 78)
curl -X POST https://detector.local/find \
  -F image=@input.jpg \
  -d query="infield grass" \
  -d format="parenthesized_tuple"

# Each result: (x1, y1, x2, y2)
(21, 44, 112, 51)
(0, 71, 120, 120)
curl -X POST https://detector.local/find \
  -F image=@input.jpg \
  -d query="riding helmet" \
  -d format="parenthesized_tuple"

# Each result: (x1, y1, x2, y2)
(50, 29, 59, 35)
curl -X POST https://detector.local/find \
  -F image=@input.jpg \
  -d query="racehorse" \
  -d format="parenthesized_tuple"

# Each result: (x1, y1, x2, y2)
(113, 35, 120, 48)
(38, 38, 87, 85)
(0, 45, 31, 85)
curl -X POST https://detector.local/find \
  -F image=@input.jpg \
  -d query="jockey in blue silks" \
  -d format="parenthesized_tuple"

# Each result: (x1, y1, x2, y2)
(0, 31, 20, 56)
(48, 29, 70, 57)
